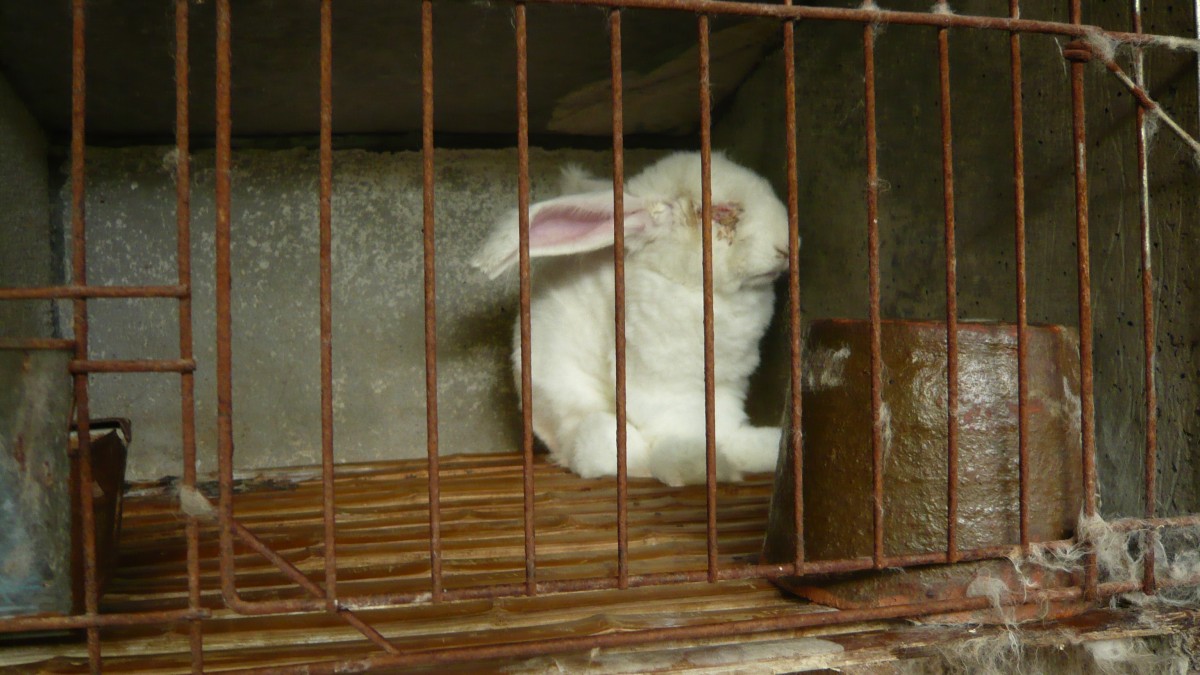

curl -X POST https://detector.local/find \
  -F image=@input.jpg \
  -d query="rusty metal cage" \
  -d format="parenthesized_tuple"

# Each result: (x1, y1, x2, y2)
(1, 0, 1199, 671)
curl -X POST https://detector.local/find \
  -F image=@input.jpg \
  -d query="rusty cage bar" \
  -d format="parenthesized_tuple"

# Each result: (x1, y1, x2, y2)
(0, 0, 1198, 671)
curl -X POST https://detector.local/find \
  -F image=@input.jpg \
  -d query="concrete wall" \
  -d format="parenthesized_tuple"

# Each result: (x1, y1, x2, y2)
(713, 0, 1200, 517)
(41, 1, 1199, 517)
(0, 73, 53, 338)
(70, 147, 664, 480)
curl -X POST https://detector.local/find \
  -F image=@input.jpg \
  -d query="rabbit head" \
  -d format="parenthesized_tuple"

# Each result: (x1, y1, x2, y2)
(472, 151, 790, 292)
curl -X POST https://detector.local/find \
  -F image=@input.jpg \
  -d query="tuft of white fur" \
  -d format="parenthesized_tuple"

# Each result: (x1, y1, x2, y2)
(1143, 109, 1161, 145)
(1084, 29, 1119, 64)
(1010, 510, 1200, 612)
(178, 484, 217, 520)
(473, 152, 792, 485)
(558, 163, 612, 195)
(947, 509, 1200, 673)
(1078, 513, 1143, 582)
(1150, 34, 1200, 54)
(472, 216, 520, 279)
(937, 636, 1186, 675)
(931, 1, 954, 16)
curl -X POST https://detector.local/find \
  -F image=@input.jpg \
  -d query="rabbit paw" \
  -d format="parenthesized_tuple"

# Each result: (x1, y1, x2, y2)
(568, 413, 650, 479)
(719, 426, 782, 474)
(649, 436, 741, 487)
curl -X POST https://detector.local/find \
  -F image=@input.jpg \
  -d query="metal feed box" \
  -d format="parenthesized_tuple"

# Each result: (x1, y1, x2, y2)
(0, 347, 73, 618)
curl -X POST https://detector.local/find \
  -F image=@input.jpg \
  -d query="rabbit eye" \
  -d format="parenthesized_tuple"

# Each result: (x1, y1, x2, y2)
(716, 205, 742, 244)
(713, 203, 743, 229)
(691, 203, 742, 243)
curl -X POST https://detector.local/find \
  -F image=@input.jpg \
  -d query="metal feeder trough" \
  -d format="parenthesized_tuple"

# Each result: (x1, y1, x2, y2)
(762, 319, 1083, 617)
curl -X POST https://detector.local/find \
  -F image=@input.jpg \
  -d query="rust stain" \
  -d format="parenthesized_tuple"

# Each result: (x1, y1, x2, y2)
(14, 432, 25, 468)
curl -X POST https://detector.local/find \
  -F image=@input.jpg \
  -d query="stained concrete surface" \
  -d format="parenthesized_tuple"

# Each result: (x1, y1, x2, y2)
(66, 146, 663, 480)
(0, 349, 73, 617)
(0, 73, 54, 338)
(715, 0, 1200, 517)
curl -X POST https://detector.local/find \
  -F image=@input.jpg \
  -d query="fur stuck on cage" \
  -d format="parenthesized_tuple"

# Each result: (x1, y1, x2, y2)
(1073, 30, 1200, 168)
(1010, 514, 1200, 610)
(921, 511, 1200, 674)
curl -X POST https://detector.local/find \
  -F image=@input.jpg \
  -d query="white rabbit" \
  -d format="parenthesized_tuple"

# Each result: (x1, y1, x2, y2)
(472, 151, 791, 486)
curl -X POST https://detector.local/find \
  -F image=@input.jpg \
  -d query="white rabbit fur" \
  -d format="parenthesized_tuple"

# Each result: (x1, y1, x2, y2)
(472, 151, 790, 486)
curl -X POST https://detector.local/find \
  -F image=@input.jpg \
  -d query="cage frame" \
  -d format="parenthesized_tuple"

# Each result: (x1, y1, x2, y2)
(1, 0, 1199, 671)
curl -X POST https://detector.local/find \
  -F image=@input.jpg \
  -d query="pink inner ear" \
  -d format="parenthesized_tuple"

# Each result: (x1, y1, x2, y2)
(529, 202, 614, 248)
(527, 192, 649, 255)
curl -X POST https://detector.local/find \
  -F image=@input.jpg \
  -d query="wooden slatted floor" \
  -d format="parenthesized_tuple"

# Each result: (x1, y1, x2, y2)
(3, 453, 1187, 673)
(0, 453, 837, 672)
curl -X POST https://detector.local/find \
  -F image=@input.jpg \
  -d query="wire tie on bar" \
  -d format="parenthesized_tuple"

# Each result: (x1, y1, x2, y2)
(1062, 39, 1093, 62)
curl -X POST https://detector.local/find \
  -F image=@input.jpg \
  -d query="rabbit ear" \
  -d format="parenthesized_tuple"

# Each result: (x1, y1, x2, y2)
(529, 191, 650, 254)
(472, 191, 651, 279)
